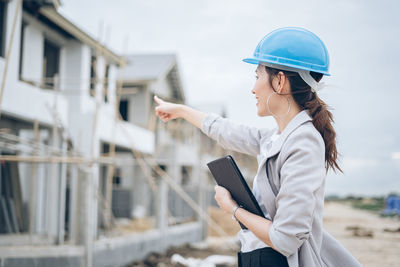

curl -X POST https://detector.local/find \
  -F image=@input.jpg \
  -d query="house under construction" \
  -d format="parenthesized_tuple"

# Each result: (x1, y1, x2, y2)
(0, 1, 257, 266)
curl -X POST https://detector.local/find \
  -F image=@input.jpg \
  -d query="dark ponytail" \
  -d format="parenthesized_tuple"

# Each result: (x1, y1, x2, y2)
(265, 66, 342, 174)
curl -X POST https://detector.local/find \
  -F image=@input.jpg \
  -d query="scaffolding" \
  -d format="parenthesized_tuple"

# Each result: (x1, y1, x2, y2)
(0, 2, 236, 266)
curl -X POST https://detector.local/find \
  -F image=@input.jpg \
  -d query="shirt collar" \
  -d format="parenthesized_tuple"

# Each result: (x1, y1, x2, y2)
(264, 109, 313, 159)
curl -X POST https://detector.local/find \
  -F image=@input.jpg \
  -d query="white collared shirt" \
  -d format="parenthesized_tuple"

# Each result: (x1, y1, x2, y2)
(238, 130, 280, 252)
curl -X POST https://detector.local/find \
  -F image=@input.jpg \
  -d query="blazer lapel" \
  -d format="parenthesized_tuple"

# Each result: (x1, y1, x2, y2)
(256, 110, 313, 218)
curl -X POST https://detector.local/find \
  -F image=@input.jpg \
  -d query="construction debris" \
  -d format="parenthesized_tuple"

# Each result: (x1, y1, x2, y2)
(129, 243, 237, 267)
(383, 227, 400, 233)
(171, 253, 236, 267)
(345, 226, 374, 238)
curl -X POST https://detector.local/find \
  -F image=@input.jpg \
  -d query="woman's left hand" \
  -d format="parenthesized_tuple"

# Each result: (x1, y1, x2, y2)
(214, 185, 237, 213)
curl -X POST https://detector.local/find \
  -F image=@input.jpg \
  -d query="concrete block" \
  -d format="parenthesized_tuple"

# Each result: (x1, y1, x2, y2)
(3, 256, 82, 267)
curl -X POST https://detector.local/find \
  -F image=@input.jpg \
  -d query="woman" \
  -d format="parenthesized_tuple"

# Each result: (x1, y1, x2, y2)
(154, 27, 361, 267)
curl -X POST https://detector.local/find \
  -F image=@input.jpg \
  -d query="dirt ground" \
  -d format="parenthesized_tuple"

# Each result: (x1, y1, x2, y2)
(323, 202, 400, 267)
(130, 203, 400, 266)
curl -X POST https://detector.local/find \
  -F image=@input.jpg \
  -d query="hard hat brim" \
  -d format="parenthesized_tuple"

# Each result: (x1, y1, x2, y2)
(242, 57, 331, 76)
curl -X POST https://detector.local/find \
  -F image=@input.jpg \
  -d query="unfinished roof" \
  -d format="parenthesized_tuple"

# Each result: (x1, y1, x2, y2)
(120, 54, 185, 102)
(24, 3, 125, 66)
(119, 54, 176, 81)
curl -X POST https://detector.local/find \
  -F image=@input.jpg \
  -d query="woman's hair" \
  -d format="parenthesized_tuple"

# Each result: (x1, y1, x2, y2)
(265, 66, 342, 173)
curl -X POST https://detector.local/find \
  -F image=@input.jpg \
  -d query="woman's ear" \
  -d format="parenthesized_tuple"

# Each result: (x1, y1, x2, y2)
(275, 71, 286, 94)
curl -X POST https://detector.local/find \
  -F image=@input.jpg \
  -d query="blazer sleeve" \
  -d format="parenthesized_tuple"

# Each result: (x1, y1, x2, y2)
(201, 113, 270, 156)
(268, 129, 326, 257)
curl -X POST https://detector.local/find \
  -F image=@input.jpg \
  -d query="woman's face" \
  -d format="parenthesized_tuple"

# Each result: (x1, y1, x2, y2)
(252, 64, 290, 117)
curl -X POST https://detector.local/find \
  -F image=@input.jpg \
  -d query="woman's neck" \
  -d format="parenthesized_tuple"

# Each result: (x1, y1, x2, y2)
(275, 104, 302, 134)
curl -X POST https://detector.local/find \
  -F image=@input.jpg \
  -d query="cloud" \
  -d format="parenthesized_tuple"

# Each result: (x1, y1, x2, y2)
(342, 157, 381, 171)
(392, 152, 400, 160)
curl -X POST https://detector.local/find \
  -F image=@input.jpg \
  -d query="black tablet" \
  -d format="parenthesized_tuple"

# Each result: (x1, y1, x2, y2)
(207, 155, 265, 230)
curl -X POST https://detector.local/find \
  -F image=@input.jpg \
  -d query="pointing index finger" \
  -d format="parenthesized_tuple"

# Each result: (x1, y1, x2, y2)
(154, 95, 164, 105)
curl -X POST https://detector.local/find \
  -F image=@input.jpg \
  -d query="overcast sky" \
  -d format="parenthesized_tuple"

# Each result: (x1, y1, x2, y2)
(59, 0, 400, 196)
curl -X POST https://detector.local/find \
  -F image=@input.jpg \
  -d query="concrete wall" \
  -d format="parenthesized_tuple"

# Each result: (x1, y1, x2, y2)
(93, 222, 203, 267)
(125, 86, 151, 128)
(20, 24, 43, 82)
(0, 0, 21, 85)
(0, 246, 84, 267)
(0, 4, 69, 127)
(168, 187, 197, 220)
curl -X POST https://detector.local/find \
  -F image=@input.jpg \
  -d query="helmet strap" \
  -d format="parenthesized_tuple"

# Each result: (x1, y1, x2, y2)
(260, 62, 325, 93)
(298, 70, 325, 93)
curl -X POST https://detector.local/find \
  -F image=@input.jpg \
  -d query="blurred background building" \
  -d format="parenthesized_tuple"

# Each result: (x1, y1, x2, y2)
(0, 1, 257, 266)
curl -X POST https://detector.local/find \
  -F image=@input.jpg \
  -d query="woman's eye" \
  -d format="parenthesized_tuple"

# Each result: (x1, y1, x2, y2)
(255, 75, 259, 79)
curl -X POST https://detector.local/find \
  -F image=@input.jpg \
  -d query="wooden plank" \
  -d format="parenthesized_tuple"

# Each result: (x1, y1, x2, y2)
(0, 155, 115, 164)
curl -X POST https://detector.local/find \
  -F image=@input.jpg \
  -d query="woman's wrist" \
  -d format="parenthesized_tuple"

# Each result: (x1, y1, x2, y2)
(232, 204, 241, 221)
(177, 104, 187, 119)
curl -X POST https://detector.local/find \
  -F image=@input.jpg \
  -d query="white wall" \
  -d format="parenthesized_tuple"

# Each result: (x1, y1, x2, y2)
(121, 86, 149, 128)
(0, 0, 21, 84)
(107, 64, 118, 108)
(0, 2, 69, 127)
(20, 24, 43, 82)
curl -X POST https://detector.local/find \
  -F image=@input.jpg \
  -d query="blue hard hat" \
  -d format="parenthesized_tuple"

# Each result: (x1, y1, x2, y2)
(243, 27, 330, 76)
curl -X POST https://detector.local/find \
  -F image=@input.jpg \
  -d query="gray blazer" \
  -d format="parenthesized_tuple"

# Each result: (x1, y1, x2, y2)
(201, 110, 362, 267)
